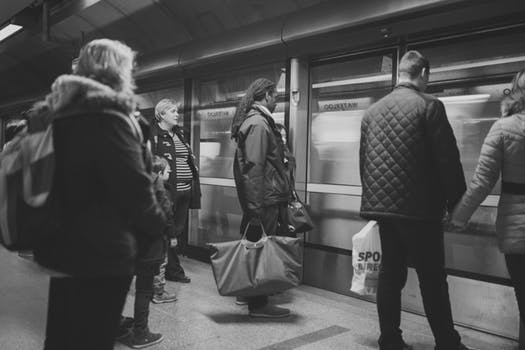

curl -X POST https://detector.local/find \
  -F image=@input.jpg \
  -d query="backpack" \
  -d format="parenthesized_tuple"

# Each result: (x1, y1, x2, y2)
(0, 109, 58, 251)
(0, 108, 142, 251)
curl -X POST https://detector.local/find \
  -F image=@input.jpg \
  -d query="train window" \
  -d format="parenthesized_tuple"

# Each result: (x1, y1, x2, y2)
(411, 30, 525, 196)
(305, 52, 395, 251)
(431, 83, 505, 196)
(192, 63, 286, 180)
(309, 53, 394, 187)
(136, 85, 185, 123)
(136, 85, 185, 109)
(407, 30, 525, 280)
(416, 30, 525, 83)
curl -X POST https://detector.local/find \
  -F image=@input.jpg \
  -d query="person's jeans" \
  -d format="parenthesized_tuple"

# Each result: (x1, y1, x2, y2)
(44, 275, 132, 350)
(134, 264, 158, 332)
(153, 254, 167, 293)
(166, 246, 186, 278)
(377, 219, 461, 350)
(240, 203, 288, 311)
(166, 189, 191, 278)
(505, 254, 525, 329)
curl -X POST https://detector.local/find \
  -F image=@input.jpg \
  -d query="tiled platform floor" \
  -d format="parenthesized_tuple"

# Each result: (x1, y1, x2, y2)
(0, 247, 519, 350)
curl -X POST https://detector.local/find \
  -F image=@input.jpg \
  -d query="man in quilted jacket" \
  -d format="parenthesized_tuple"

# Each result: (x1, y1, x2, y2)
(359, 51, 468, 350)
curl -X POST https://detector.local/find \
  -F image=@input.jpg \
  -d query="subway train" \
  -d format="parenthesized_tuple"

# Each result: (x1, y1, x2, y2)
(1, 0, 525, 342)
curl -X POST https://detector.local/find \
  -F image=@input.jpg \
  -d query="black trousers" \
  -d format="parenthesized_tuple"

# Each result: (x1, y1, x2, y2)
(377, 219, 460, 350)
(134, 264, 159, 333)
(505, 254, 525, 329)
(44, 275, 132, 350)
(240, 202, 289, 310)
(166, 189, 191, 278)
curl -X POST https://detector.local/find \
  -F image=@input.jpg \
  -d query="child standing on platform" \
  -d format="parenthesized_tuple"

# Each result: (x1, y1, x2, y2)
(120, 156, 177, 349)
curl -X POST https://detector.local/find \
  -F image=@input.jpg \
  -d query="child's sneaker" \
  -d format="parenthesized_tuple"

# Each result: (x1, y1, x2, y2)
(120, 329, 163, 349)
(151, 290, 177, 304)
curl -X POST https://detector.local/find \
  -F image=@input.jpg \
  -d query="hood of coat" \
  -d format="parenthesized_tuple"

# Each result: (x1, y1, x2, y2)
(34, 74, 136, 116)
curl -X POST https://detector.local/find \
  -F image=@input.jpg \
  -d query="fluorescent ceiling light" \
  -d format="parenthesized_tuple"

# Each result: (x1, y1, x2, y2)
(0, 24, 23, 43)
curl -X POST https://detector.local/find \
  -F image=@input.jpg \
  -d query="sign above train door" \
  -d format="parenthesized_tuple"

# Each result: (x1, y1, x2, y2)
(317, 97, 372, 112)
(196, 107, 237, 120)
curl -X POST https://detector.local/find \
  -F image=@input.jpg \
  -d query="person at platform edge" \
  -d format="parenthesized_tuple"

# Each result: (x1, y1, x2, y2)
(359, 50, 470, 350)
(230, 78, 292, 318)
(31, 39, 166, 350)
(151, 98, 201, 286)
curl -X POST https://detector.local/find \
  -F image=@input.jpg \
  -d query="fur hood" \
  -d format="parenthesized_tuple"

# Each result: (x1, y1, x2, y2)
(32, 74, 136, 116)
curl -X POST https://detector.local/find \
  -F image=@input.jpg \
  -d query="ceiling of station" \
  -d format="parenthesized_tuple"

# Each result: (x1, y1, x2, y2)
(0, 0, 331, 108)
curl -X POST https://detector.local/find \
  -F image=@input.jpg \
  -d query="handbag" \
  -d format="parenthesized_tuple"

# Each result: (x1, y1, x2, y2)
(208, 224, 302, 297)
(287, 191, 314, 233)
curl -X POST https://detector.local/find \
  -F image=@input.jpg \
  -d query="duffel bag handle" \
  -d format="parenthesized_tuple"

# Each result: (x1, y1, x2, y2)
(241, 223, 268, 249)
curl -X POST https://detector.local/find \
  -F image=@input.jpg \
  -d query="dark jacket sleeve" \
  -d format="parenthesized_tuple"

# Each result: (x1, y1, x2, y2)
(155, 184, 177, 239)
(95, 114, 166, 237)
(243, 122, 269, 216)
(425, 99, 466, 212)
(187, 147, 202, 209)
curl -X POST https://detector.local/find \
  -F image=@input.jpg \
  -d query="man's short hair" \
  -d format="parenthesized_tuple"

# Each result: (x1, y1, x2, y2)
(399, 51, 429, 79)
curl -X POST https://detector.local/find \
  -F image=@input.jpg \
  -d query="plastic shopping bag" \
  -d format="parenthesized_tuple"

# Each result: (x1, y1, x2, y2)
(350, 220, 382, 296)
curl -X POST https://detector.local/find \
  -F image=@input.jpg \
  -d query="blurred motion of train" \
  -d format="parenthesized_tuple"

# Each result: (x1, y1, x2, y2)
(1, 0, 525, 342)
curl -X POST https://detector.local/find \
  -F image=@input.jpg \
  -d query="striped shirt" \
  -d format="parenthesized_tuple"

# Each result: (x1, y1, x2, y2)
(173, 135, 193, 192)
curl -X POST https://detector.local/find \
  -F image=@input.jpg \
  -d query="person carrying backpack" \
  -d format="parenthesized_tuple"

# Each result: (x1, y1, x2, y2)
(30, 39, 166, 350)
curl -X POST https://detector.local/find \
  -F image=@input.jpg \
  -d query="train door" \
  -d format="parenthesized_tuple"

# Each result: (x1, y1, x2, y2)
(302, 49, 396, 295)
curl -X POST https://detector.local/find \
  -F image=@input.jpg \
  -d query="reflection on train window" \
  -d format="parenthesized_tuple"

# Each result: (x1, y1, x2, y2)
(188, 185, 243, 247)
(309, 53, 394, 186)
(431, 83, 507, 195)
(416, 30, 525, 83)
(136, 85, 184, 125)
(193, 63, 286, 179)
(136, 85, 184, 109)
(412, 31, 525, 194)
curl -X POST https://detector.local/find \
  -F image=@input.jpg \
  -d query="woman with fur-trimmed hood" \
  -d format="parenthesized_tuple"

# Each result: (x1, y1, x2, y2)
(31, 39, 165, 350)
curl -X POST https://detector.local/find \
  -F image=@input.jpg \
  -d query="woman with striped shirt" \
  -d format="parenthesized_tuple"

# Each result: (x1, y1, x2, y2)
(151, 99, 201, 289)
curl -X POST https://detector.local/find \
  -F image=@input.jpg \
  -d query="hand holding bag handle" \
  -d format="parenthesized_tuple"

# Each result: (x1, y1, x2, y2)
(240, 222, 268, 249)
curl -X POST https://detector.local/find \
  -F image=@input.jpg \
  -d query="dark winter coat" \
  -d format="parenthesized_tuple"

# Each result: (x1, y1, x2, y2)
(33, 75, 166, 277)
(150, 124, 201, 209)
(359, 83, 466, 221)
(233, 105, 291, 218)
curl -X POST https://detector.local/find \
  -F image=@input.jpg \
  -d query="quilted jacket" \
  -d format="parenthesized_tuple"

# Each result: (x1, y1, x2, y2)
(359, 83, 466, 221)
(452, 114, 525, 254)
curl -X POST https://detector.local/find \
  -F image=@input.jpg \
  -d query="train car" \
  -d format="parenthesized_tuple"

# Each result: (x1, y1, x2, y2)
(1, 0, 525, 342)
